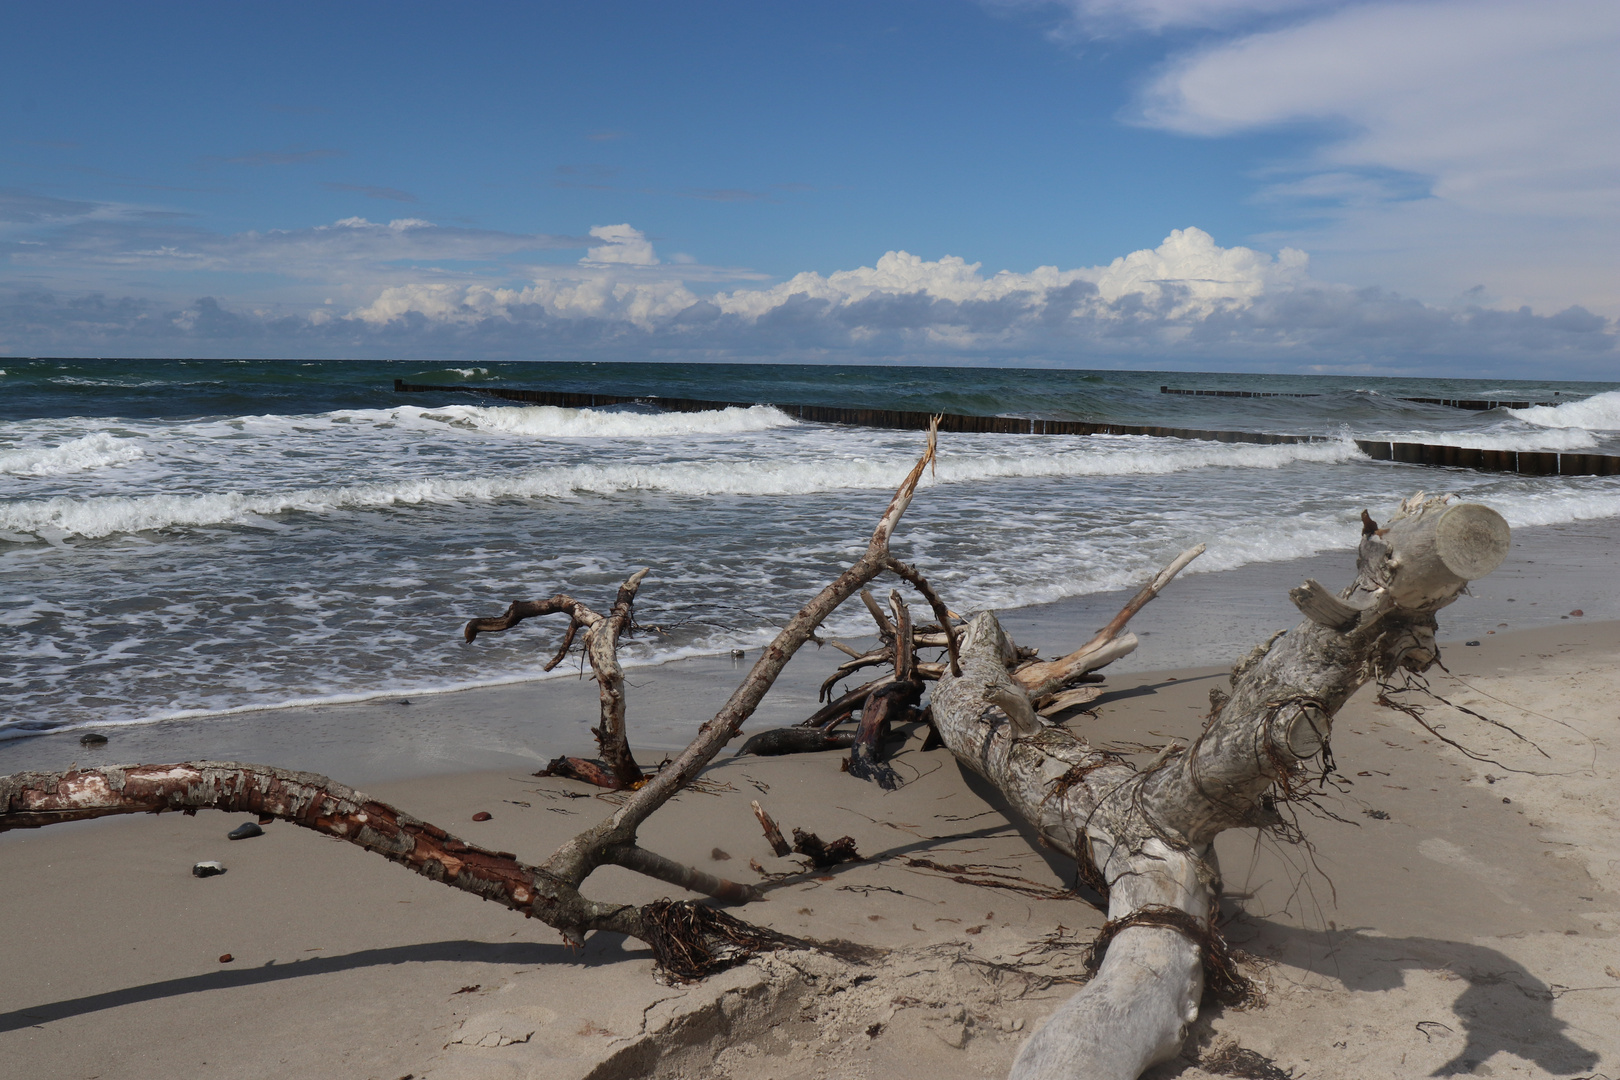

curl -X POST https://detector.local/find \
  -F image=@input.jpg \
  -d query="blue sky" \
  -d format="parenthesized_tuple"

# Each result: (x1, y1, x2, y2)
(2, 1, 1616, 374)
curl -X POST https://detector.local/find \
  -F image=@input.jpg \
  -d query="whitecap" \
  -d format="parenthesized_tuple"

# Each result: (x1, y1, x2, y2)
(1366, 426, 1599, 451)
(1510, 390, 1620, 432)
(0, 432, 145, 476)
(423, 402, 798, 439)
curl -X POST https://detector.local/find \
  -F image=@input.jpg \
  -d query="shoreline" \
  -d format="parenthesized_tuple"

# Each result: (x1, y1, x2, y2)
(1, 619, 1615, 1079)
(3, 517, 1615, 786)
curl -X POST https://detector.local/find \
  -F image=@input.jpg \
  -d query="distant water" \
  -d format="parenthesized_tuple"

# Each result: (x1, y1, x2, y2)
(3, 358, 1619, 741)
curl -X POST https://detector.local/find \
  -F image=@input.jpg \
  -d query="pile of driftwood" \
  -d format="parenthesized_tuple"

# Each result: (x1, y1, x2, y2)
(0, 422, 1510, 1080)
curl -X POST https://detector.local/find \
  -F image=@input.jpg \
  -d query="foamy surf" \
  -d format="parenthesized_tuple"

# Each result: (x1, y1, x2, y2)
(422, 402, 798, 438)
(1368, 426, 1601, 451)
(0, 436, 1364, 541)
(0, 432, 146, 477)
(1510, 390, 1620, 431)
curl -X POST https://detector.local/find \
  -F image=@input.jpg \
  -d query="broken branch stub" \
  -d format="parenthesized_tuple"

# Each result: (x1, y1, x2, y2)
(1014, 544, 1205, 703)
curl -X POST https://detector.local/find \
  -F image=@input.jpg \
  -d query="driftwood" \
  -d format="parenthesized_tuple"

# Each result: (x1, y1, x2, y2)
(927, 494, 1509, 1079)
(745, 542, 1202, 787)
(464, 568, 651, 789)
(0, 423, 944, 977)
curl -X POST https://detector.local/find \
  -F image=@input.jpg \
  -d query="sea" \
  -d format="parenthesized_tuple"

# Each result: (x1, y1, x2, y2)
(3, 358, 1619, 744)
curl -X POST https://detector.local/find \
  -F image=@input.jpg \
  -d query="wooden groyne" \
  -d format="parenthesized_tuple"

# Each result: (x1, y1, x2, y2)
(394, 380, 1620, 477)
(1352, 440, 1620, 476)
(393, 380, 1313, 444)
(1159, 385, 1561, 410)
(1160, 386, 1318, 399)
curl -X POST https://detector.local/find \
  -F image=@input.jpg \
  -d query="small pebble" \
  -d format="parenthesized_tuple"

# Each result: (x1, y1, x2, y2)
(219, 953, 234, 963)
(710, 847, 731, 861)
(731, 648, 746, 659)
(1570, 609, 1584, 617)
(1465, 640, 1481, 647)
(193, 861, 227, 878)
(79, 732, 109, 747)
(1502, 797, 1512, 804)
(471, 811, 493, 822)
(227, 821, 264, 841)
(399, 699, 412, 705)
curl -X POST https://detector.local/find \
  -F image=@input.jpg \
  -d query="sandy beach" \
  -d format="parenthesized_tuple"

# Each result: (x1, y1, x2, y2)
(3, 526, 1618, 1079)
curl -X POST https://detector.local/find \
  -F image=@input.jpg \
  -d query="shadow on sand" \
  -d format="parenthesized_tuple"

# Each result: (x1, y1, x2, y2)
(0, 937, 640, 1034)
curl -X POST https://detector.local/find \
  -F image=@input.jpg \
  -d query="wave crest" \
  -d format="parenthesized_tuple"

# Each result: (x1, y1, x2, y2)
(0, 437, 1360, 540)
(0, 432, 145, 477)
(1511, 391, 1620, 432)
(425, 402, 798, 439)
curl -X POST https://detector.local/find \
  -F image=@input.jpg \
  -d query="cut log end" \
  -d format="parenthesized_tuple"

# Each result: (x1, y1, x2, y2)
(1434, 502, 1511, 580)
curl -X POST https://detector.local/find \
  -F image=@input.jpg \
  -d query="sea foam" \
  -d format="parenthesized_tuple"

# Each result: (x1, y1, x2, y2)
(423, 402, 798, 438)
(0, 436, 1363, 540)
(1511, 390, 1620, 431)
(0, 432, 145, 477)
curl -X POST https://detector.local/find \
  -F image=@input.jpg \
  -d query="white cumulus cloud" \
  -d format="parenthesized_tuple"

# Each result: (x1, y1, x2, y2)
(711, 227, 1305, 321)
(582, 223, 659, 266)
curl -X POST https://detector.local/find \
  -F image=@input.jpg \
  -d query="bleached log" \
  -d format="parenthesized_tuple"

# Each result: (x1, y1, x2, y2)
(929, 498, 1508, 1080)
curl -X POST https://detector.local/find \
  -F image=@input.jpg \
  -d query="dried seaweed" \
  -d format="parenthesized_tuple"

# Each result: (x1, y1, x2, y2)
(1201, 1041, 1295, 1079)
(639, 899, 802, 982)
(1083, 904, 1261, 1009)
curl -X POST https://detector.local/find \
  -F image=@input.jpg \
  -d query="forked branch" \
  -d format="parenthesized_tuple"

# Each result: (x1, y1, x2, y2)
(464, 569, 651, 788)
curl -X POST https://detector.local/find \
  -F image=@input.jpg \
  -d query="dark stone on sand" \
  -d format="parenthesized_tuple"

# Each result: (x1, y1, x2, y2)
(193, 861, 227, 878)
(1465, 640, 1481, 646)
(79, 732, 109, 746)
(227, 821, 265, 840)
(472, 811, 493, 821)
(219, 953, 234, 963)
(711, 847, 731, 861)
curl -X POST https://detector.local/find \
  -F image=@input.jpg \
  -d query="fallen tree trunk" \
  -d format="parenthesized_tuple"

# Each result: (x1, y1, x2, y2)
(929, 494, 1510, 1080)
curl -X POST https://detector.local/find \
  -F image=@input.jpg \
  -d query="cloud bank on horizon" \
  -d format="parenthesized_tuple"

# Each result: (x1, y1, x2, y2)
(1, 0, 1617, 375)
(4, 208, 1607, 373)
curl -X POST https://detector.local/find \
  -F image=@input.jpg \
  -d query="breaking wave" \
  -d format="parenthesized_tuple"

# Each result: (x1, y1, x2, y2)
(0, 437, 1360, 540)
(0, 432, 145, 476)
(1511, 390, 1620, 431)
(421, 402, 798, 438)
